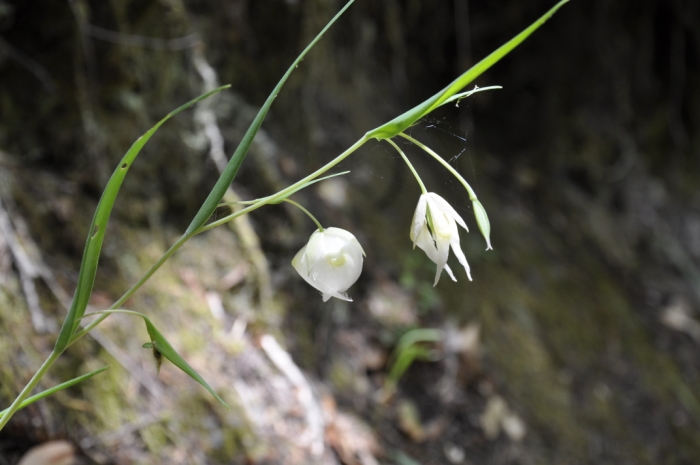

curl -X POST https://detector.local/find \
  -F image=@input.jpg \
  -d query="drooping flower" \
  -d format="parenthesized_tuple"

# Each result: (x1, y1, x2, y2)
(292, 227, 365, 302)
(410, 192, 472, 285)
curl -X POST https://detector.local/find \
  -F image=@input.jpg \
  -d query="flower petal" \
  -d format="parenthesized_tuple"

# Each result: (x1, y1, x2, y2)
(433, 233, 451, 286)
(427, 193, 469, 232)
(309, 253, 362, 295)
(325, 227, 366, 257)
(414, 226, 438, 263)
(444, 263, 457, 282)
(322, 290, 352, 302)
(410, 194, 428, 248)
(449, 231, 472, 281)
(414, 223, 455, 283)
(292, 245, 309, 276)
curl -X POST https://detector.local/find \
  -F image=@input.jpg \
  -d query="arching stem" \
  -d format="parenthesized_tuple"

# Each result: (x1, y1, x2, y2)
(283, 199, 324, 231)
(385, 138, 427, 194)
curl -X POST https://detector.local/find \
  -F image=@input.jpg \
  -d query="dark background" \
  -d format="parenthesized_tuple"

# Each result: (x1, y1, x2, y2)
(1, 0, 699, 464)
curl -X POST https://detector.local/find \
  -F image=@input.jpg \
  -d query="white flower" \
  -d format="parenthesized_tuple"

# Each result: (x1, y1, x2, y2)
(292, 227, 365, 302)
(410, 192, 472, 285)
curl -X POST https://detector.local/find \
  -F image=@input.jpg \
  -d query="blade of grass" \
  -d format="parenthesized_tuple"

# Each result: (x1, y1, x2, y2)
(366, 0, 570, 139)
(185, 0, 356, 235)
(54, 85, 231, 353)
(0, 366, 109, 417)
(84, 310, 229, 409)
(218, 171, 351, 206)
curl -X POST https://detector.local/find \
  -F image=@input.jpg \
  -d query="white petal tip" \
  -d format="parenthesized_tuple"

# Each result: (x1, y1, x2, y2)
(322, 291, 353, 302)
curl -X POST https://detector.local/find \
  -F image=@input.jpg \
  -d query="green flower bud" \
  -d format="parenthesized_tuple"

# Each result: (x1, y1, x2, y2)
(472, 200, 493, 251)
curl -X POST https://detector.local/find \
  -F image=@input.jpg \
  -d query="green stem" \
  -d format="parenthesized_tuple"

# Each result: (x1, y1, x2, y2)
(69, 233, 191, 346)
(283, 199, 324, 231)
(219, 172, 352, 208)
(198, 135, 369, 233)
(71, 137, 369, 344)
(398, 132, 477, 200)
(0, 349, 60, 429)
(385, 139, 427, 194)
(2, 126, 369, 430)
(0, 227, 190, 429)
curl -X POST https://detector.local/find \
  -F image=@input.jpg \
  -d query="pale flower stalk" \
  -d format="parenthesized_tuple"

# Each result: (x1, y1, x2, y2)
(292, 227, 365, 302)
(411, 192, 472, 285)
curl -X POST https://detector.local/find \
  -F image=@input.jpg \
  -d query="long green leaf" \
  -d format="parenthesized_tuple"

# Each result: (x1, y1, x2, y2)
(387, 328, 442, 382)
(85, 310, 229, 409)
(185, 0, 356, 235)
(144, 318, 230, 410)
(388, 346, 432, 384)
(219, 171, 351, 206)
(54, 85, 230, 353)
(0, 366, 109, 416)
(366, 0, 569, 140)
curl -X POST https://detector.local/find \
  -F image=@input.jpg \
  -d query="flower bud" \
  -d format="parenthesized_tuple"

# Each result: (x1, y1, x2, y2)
(472, 199, 492, 251)
(292, 227, 365, 302)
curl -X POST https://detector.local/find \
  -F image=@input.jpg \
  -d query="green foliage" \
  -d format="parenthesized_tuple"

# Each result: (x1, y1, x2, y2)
(54, 85, 231, 353)
(366, 0, 570, 140)
(185, 0, 356, 235)
(385, 328, 443, 395)
(88, 310, 229, 410)
(0, 366, 109, 417)
(2, 0, 573, 431)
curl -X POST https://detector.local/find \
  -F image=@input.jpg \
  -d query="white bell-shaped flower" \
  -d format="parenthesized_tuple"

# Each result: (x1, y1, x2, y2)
(292, 227, 365, 302)
(410, 192, 472, 286)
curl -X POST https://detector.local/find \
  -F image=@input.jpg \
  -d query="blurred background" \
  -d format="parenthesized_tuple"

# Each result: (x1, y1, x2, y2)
(1, 0, 699, 463)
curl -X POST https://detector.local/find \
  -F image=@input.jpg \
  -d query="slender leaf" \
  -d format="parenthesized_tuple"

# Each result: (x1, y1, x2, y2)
(84, 310, 229, 409)
(185, 0, 356, 235)
(438, 85, 502, 107)
(0, 366, 109, 416)
(275, 170, 351, 201)
(387, 328, 443, 384)
(394, 328, 442, 356)
(366, 0, 570, 140)
(143, 319, 230, 410)
(388, 346, 432, 384)
(219, 171, 351, 206)
(54, 85, 231, 353)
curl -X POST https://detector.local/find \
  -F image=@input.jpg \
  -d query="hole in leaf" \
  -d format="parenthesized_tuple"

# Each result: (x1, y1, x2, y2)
(121, 163, 128, 169)
(92, 224, 100, 238)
